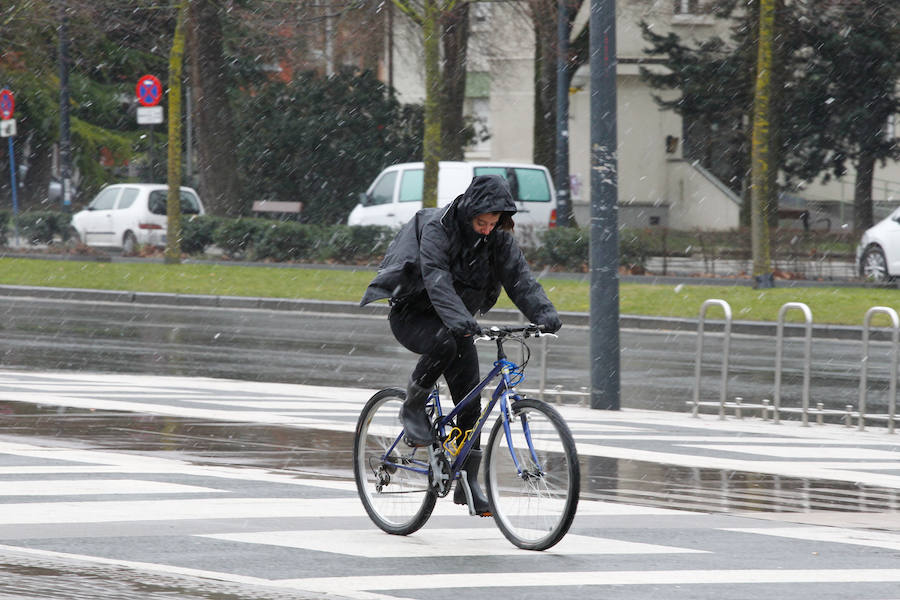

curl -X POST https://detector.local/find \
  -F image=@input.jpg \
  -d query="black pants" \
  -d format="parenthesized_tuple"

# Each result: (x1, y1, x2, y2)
(389, 304, 481, 432)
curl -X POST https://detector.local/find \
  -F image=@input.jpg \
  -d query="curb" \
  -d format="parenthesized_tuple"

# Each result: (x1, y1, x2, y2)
(0, 283, 880, 341)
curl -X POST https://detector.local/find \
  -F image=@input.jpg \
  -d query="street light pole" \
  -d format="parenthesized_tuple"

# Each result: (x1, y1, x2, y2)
(590, 0, 620, 410)
(555, 0, 571, 227)
(58, 1, 72, 212)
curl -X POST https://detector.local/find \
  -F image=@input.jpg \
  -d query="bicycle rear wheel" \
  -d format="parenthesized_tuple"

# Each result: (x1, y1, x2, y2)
(485, 398, 579, 550)
(353, 388, 436, 535)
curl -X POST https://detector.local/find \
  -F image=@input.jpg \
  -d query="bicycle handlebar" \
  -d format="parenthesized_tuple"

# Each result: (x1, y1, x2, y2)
(475, 324, 557, 341)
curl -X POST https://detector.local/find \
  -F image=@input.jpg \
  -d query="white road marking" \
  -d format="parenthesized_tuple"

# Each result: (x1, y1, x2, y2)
(4, 543, 900, 600)
(0, 495, 683, 525)
(723, 526, 900, 551)
(0, 479, 223, 496)
(683, 444, 900, 460)
(283, 569, 900, 596)
(199, 528, 706, 557)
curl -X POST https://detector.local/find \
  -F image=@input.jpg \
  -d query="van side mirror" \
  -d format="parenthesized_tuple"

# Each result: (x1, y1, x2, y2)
(358, 192, 371, 206)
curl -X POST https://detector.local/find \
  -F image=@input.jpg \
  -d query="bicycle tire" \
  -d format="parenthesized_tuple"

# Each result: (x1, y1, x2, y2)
(484, 398, 580, 550)
(353, 387, 437, 535)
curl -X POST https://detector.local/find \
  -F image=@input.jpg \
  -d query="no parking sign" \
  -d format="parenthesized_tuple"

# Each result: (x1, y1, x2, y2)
(136, 75, 163, 107)
(0, 89, 14, 120)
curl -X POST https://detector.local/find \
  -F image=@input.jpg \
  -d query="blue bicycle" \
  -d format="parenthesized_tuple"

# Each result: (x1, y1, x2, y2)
(353, 324, 580, 551)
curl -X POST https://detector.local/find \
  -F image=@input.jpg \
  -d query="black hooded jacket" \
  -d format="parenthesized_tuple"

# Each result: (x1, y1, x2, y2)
(360, 175, 559, 336)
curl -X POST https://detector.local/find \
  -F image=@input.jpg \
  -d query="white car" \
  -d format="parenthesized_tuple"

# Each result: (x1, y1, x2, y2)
(857, 207, 900, 281)
(347, 161, 558, 246)
(71, 184, 204, 253)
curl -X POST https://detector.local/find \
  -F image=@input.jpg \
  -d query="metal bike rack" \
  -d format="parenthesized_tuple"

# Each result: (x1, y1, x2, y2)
(692, 299, 732, 419)
(773, 302, 813, 426)
(858, 306, 899, 433)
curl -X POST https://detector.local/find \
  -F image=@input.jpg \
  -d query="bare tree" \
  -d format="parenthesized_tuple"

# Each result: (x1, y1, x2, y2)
(393, 0, 461, 208)
(187, 0, 242, 217)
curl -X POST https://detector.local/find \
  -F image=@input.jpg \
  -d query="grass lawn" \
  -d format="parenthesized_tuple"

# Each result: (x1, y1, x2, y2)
(0, 257, 896, 327)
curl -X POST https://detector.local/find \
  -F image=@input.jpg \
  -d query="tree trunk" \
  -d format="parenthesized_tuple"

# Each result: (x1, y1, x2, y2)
(531, 0, 556, 170)
(440, 2, 469, 161)
(165, 0, 188, 264)
(854, 151, 875, 232)
(750, 0, 774, 283)
(188, 0, 242, 216)
(422, 0, 441, 208)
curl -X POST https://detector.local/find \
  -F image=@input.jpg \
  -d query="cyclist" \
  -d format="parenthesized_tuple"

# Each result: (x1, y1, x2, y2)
(360, 174, 562, 516)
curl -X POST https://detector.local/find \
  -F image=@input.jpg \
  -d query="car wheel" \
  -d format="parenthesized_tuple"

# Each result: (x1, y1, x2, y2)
(861, 246, 891, 282)
(122, 231, 138, 255)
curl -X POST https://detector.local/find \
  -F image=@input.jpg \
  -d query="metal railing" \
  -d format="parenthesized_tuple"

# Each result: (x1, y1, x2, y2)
(692, 299, 732, 419)
(858, 306, 899, 433)
(773, 302, 813, 425)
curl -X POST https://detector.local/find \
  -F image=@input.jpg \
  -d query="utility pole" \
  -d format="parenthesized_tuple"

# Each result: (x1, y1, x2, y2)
(58, 1, 72, 211)
(590, 0, 620, 410)
(555, 0, 572, 227)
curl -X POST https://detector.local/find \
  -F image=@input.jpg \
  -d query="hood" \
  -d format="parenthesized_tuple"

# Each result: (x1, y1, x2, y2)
(457, 175, 517, 221)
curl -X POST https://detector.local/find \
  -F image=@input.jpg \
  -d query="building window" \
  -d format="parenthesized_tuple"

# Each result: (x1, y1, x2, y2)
(674, 0, 702, 15)
(649, 216, 661, 226)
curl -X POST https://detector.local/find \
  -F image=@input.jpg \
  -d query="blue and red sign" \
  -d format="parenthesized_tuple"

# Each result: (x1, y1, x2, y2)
(136, 75, 163, 107)
(0, 89, 14, 120)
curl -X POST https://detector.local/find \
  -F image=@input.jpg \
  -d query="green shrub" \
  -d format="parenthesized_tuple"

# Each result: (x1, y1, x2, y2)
(534, 227, 589, 271)
(180, 215, 220, 255)
(254, 221, 319, 262)
(618, 229, 651, 271)
(16, 211, 69, 245)
(317, 225, 394, 263)
(213, 218, 267, 258)
(0, 210, 9, 246)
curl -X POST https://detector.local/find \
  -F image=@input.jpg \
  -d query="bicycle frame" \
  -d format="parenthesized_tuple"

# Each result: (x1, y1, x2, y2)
(380, 336, 544, 486)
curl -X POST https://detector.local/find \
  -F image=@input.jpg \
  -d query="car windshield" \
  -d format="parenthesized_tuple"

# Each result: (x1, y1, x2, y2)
(148, 190, 201, 215)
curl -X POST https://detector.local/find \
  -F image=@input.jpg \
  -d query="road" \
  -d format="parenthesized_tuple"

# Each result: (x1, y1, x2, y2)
(1, 369, 900, 600)
(0, 289, 898, 598)
(0, 290, 889, 417)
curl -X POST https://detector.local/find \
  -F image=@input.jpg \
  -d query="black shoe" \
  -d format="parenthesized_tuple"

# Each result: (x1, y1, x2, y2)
(400, 380, 433, 446)
(454, 449, 492, 516)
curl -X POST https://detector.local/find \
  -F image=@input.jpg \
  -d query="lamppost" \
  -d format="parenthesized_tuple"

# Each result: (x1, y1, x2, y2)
(590, 0, 620, 410)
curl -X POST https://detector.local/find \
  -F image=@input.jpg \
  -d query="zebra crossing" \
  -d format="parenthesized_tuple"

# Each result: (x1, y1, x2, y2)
(1, 369, 900, 599)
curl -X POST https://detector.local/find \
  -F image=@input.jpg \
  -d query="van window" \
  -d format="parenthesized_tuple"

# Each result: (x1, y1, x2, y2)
(512, 168, 551, 202)
(473, 167, 552, 203)
(369, 171, 397, 205)
(116, 188, 139, 210)
(399, 169, 424, 203)
(148, 190, 202, 215)
(89, 187, 119, 210)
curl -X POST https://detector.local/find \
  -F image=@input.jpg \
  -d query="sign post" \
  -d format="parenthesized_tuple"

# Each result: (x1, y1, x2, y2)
(135, 75, 164, 180)
(0, 88, 18, 245)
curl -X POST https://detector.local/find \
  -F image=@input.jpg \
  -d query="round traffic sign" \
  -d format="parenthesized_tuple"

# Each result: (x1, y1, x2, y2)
(135, 75, 163, 107)
(0, 89, 14, 120)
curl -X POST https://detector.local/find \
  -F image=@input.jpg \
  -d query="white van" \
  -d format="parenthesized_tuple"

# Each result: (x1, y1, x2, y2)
(347, 161, 558, 245)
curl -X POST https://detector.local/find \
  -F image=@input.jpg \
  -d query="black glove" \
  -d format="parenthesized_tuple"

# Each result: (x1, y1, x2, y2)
(451, 318, 482, 338)
(541, 314, 562, 334)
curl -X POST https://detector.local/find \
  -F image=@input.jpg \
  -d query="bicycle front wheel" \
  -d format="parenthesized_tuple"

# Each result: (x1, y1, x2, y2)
(485, 398, 580, 550)
(353, 388, 436, 535)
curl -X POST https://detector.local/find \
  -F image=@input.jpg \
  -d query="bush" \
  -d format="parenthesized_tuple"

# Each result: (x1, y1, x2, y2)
(618, 229, 651, 271)
(254, 221, 319, 262)
(534, 227, 589, 271)
(317, 225, 393, 263)
(180, 215, 220, 255)
(16, 211, 70, 245)
(0, 210, 9, 246)
(213, 218, 268, 258)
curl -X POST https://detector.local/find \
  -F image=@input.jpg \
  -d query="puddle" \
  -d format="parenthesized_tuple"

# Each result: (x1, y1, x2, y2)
(2, 403, 898, 516)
